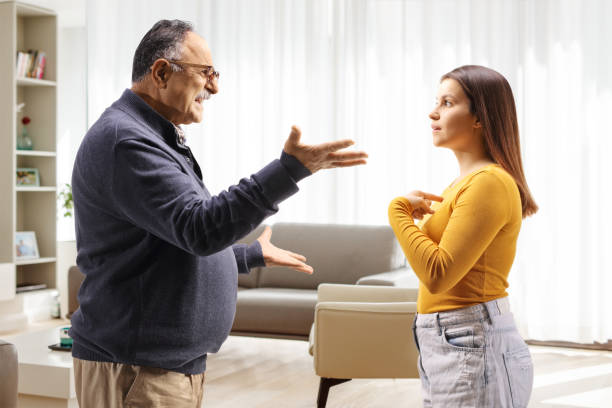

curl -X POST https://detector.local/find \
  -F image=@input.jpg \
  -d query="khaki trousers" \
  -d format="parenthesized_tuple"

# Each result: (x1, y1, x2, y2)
(73, 358, 205, 408)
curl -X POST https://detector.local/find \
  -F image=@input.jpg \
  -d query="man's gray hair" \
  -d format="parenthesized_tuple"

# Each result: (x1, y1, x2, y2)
(131, 19, 193, 83)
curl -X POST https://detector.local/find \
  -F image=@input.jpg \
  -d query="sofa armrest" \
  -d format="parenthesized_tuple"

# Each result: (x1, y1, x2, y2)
(356, 267, 419, 287)
(317, 283, 416, 303)
(312, 301, 418, 379)
(0, 340, 18, 408)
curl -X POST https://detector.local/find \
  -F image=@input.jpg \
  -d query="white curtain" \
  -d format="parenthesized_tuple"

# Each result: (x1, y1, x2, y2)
(86, 0, 612, 343)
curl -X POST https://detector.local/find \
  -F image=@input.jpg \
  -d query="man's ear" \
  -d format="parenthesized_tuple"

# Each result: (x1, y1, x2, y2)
(150, 59, 171, 89)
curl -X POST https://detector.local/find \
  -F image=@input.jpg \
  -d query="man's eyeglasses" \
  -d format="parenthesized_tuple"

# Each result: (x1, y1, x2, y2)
(168, 60, 220, 80)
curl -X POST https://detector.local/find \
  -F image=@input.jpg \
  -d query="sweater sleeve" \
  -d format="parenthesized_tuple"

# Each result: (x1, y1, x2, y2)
(112, 139, 306, 257)
(232, 241, 266, 274)
(388, 172, 510, 294)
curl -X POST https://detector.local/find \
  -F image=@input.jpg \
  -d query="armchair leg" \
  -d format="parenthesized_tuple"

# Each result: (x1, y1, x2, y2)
(317, 377, 351, 408)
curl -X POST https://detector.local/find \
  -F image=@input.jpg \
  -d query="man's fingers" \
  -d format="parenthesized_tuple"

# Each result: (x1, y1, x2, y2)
(328, 151, 369, 160)
(286, 259, 313, 274)
(329, 159, 368, 168)
(288, 251, 307, 262)
(259, 225, 272, 241)
(287, 125, 301, 146)
(295, 264, 314, 274)
(316, 139, 355, 153)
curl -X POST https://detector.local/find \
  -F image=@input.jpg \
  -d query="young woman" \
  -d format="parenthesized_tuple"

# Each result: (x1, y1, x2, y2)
(388, 65, 538, 407)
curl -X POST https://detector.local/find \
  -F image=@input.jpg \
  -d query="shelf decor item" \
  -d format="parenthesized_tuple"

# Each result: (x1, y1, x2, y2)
(16, 167, 40, 186)
(17, 116, 34, 150)
(15, 231, 40, 260)
(16, 50, 46, 79)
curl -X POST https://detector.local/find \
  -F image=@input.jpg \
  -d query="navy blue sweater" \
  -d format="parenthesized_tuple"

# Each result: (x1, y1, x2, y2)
(70, 89, 310, 374)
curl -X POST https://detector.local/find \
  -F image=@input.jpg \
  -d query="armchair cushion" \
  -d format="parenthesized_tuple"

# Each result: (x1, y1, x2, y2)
(356, 267, 420, 290)
(317, 283, 417, 303)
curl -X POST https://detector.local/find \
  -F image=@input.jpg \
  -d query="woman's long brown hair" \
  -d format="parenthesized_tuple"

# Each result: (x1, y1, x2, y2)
(442, 65, 538, 218)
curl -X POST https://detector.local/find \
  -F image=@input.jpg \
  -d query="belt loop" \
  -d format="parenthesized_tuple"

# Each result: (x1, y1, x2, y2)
(483, 299, 496, 325)
(435, 313, 442, 336)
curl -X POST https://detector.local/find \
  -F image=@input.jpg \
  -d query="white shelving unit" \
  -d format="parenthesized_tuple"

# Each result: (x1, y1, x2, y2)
(0, 1, 57, 331)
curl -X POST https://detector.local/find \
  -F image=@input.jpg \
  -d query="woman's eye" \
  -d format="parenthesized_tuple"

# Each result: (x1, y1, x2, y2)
(444, 100, 452, 107)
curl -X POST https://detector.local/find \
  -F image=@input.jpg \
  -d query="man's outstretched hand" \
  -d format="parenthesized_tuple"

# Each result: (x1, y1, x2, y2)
(283, 126, 368, 173)
(257, 226, 314, 274)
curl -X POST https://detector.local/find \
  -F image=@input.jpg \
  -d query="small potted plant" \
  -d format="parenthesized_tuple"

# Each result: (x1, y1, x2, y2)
(17, 116, 34, 150)
(58, 183, 73, 217)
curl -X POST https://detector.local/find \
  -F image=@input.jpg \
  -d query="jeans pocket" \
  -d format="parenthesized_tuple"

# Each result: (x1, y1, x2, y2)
(444, 327, 474, 348)
(442, 323, 484, 351)
(503, 347, 534, 408)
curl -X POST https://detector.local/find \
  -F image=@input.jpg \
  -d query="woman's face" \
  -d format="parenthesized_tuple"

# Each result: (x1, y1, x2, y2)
(429, 78, 481, 150)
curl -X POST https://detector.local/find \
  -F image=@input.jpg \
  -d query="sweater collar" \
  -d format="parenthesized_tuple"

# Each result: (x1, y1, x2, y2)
(115, 89, 183, 147)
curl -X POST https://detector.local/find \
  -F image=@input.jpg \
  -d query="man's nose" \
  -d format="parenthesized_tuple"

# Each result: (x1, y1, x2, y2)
(206, 77, 219, 94)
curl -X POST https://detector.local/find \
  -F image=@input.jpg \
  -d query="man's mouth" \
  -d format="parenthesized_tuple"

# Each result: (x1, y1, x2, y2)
(195, 89, 211, 104)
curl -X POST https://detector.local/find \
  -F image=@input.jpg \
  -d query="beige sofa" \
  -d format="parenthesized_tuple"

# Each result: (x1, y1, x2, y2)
(231, 223, 418, 340)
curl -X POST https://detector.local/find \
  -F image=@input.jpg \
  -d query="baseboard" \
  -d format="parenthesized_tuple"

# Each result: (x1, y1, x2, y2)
(527, 339, 612, 351)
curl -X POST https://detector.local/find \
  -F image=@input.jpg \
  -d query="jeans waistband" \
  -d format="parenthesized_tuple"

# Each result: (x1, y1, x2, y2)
(415, 297, 511, 328)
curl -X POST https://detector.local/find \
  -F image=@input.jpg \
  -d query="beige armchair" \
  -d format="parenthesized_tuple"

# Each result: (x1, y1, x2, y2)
(309, 284, 420, 408)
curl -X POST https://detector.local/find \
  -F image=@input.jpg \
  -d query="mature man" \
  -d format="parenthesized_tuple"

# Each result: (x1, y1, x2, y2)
(70, 19, 367, 407)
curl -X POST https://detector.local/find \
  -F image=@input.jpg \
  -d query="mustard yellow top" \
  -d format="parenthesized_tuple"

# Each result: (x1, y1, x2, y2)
(388, 164, 522, 314)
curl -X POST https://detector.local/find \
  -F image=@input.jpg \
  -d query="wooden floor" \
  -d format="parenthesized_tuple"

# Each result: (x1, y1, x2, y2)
(203, 335, 612, 408)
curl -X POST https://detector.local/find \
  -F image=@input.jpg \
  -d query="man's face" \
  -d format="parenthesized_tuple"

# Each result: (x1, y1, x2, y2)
(160, 32, 218, 125)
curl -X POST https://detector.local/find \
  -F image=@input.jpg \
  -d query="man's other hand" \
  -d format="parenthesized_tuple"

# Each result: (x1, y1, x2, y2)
(283, 126, 368, 173)
(257, 226, 314, 274)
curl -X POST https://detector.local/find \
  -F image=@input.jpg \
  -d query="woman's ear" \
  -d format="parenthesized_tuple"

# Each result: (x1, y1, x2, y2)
(473, 117, 482, 129)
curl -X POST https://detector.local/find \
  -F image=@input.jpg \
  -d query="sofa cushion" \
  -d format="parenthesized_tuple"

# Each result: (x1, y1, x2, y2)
(236, 224, 266, 288)
(258, 223, 405, 290)
(232, 288, 317, 337)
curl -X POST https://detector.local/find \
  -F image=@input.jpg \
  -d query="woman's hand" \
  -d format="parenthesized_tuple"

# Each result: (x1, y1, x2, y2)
(257, 226, 314, 274)
(404, 190, 444, 220)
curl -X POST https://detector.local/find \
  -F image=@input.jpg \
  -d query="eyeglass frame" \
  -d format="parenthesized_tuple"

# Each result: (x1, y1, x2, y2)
(167, 59, 220, 80)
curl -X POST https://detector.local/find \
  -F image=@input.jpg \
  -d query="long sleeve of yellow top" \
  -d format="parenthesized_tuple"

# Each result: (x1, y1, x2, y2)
(388, 165, 523, 314)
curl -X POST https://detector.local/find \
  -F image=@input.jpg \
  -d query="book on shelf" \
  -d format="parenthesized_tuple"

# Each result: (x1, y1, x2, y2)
(16, 282, 48, 293)
(16, 50, 47, 79)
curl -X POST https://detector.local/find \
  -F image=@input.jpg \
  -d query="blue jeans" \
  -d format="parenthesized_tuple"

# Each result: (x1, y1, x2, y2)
(413, 298, 533, 407)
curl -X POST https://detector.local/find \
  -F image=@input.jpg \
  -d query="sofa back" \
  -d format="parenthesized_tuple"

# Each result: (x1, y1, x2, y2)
(258, 223, 405, 290)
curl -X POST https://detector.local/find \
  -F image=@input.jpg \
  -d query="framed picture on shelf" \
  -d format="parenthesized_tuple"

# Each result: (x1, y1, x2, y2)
(15, 231, 40, 260)
(16, 167, 40, 187)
